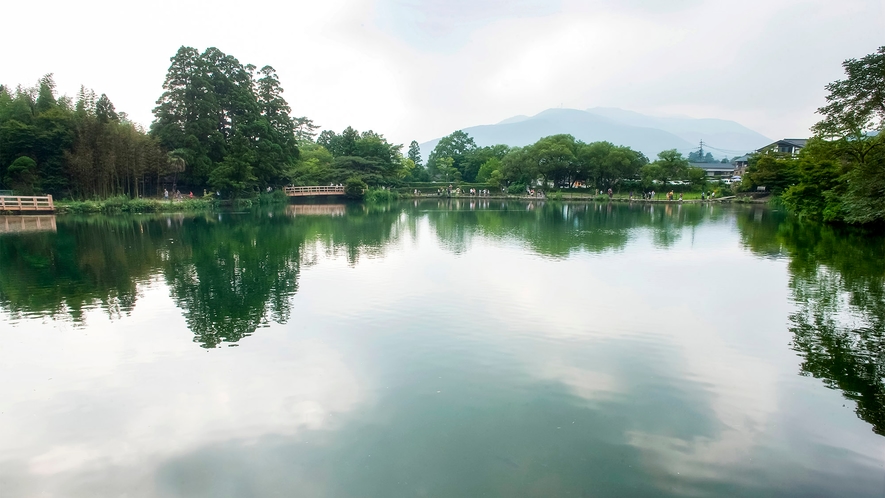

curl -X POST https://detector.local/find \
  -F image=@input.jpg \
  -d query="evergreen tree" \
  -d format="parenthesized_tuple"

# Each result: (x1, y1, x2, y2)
(151, 46, 301, 194)
(408, 140, 423, 167)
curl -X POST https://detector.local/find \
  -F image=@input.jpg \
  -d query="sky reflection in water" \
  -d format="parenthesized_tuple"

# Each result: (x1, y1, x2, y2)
(1, 201, 884, 497)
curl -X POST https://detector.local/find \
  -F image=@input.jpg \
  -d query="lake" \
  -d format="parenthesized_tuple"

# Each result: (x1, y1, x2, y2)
(1, 200, 884, 497)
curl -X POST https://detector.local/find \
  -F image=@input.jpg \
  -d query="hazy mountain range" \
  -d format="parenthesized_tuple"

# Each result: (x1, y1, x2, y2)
(419, 107, 773, 161)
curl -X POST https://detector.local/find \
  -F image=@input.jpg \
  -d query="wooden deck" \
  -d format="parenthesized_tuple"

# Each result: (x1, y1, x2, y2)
(0, 195, 55, 213)
(284, 186, 345, 197)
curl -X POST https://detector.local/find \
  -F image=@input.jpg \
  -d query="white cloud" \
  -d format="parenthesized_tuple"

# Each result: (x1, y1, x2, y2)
(1, 0, 882, 150)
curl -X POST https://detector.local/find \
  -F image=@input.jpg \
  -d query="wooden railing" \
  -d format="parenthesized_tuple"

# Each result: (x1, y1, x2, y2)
(284, 185, 345, 196)
(0, 195, 55, 212)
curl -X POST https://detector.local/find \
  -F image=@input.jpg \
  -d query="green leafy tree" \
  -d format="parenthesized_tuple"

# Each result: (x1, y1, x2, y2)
(312, 127, 404, 185)
(686, 166, 707, 190)
(639, 163, 662, 188)
(344, 176, 367, 199)
(813, 46, 885, 152)
(500, 146, 538, 186)
(288, 144, 334, 185)
(652, 149, 689, 186)
(427, 131, 476, 180)
(476, 157, 502, 183)
(4, 156, 39, 194)
(528, 134, 577, 187)
(435, 157, 460, 182)
(742, 154, 797, 194)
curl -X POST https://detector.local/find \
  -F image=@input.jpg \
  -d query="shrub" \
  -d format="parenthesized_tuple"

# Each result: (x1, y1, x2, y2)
(365, 188, 399, 203)
(258, 189, 289, 205)
(507, 183, 527, 195)
(345, 177, 367, 199)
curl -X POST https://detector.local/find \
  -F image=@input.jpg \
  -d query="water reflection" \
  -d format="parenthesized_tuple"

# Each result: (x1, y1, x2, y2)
(0, 206, 404, 347)
(738, 211, 885, 434)
(0, 215, 57, 234)
(0, 202, 718, 344)
(2, 203, 885, 432)
(2, 201, 885, 496)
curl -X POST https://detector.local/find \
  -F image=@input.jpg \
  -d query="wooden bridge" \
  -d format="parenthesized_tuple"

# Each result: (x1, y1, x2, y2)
(0, 195, 55, 213)
(284, 186, 345, 197)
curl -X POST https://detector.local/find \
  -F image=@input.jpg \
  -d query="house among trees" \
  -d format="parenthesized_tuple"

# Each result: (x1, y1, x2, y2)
(756, 138, 807, 155)
(732, 154, 751, 176)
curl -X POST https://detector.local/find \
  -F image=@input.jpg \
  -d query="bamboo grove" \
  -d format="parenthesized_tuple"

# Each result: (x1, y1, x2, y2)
(0, 76, 167, 198)
(0, 46, 312, 199)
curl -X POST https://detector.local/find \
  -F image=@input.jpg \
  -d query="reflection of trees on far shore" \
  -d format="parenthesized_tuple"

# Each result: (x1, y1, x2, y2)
(417, 199, 717, 256)
(737, 210, 885, 435)
(0, 208, 404, 348)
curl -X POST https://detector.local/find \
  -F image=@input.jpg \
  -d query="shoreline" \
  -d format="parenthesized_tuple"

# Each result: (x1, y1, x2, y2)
(399, 193, 770, 204)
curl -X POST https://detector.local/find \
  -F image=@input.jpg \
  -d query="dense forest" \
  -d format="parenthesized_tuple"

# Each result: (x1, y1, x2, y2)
(0, 76, 168, 198)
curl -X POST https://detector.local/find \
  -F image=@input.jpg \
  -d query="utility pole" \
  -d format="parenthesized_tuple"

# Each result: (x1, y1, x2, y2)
(699, 140, 705, 159)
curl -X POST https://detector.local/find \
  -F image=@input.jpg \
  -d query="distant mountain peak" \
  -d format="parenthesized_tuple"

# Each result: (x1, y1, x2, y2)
(422, 107, 772, 161)
(497, 115, 531, 125)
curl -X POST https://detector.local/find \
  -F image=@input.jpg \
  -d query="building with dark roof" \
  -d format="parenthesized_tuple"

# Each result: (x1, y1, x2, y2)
(756, 139, 807, 155)
(690, 162, 734, 177)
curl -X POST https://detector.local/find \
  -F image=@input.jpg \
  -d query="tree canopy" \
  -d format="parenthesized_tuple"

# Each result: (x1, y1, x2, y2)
(768, 45, 885, 225)
(0, 75, 167, 198)
(150, 46, 301, 196)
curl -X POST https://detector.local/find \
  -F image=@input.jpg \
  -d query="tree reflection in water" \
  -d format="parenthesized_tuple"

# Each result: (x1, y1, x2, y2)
(3, 199, 884, 436)
(738, 208, 885, 435)
(0, 205, 404, 347)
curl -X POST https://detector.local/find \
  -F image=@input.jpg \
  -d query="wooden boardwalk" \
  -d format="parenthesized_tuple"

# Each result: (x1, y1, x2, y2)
(0, 195, 55, 213)
(284, 186, 345, 197)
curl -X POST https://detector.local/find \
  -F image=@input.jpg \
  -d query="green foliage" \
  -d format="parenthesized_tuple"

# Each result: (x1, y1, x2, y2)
(344, 176, 367, 199)
(687, 150, 717, 163)
(0, 76, 168, 198)
(427, 130, 476, 180)
(639, 163, 661, 188)
(5, 156, 39, 194)
(476, 157, 501, 183)
(258, 189, 289, 205)
(840, 138, 885, 224)
(777, 46, 885, 225)
(310, 126, 405, 186)
(507, 182, 527, 195)
(57, 196, 213, 213)
(686, 166, 707, 190)
(741, 154, 798, 194)
(813, 46, 885, 144)
(365, 188, 399, 203)
(652, 149, 689, 186)
(435, 157, 460, 182)
(151, 46, 300, 194)
(408, 140, 423, 167)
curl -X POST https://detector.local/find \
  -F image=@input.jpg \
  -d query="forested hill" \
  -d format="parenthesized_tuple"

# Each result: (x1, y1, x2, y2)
(419, 108, 771, 160)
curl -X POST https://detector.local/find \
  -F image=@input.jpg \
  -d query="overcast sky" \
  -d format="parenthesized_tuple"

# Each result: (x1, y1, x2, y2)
(3, 0, 883, 145)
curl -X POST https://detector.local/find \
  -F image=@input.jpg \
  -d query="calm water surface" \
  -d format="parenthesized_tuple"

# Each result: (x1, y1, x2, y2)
(1, 201, 884, 497)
